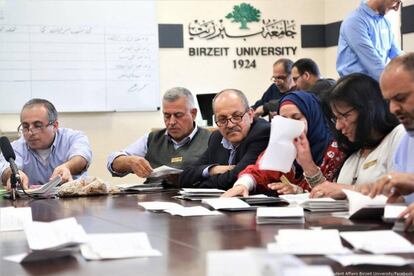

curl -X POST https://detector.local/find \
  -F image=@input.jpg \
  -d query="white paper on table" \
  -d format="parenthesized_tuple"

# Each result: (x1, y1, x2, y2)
(0, 207, 32, 232)
(164, 206, 222, 217)
(207, 249, 304, 276)
(180, 188, 225, 194)
(138, 201, 183, 211)
(343, 189, 387, 217)
(150, 165, 183, 178)
(384, 205, 407, 220)
(257, 207, 304, 218)
(268, 229, 351, 255)
(340, 230, 414, 254)
(328, 254, 414, 266)
(24, 217, 87, 251)
(283, 266, 334, 276)
(80, 232, 161, 260)
(202, 198, 251, 210)
(279, 193, 310, 204)
(259, 116, 304, 172)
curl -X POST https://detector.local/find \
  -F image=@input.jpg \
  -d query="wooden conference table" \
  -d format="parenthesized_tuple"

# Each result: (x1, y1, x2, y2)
(1, 190, 414, 275)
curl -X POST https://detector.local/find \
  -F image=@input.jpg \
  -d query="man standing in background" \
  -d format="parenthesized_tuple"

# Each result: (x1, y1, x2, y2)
(336, 0, 402, 81)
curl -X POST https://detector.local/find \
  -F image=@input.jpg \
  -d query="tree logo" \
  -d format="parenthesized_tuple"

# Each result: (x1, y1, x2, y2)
(225, 3, 261, 30)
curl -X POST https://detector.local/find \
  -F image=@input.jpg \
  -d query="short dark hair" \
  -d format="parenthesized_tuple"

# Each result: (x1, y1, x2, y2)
(274, 58, 293, 75)
(325, 73, 399, 153)
(292, 58, 320, 76)
(21, 98, 58, 122)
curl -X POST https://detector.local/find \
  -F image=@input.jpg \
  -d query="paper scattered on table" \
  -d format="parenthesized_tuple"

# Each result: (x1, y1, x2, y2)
(207, 249, 305, 276)
(339, 230, 414, 254)
(24, 217, 87, 251)
(283, 266, 334, 276)
(202, 197, 252, 210)
(259, 115, 304, 172)
(268, 229, 351, 255)
(150, 165, 182, 178)
(4, 217, 87, 263)
(164, 206, 222, 217)
(80, 232, 161, 260)
(138, 201, 183, 211)
(328, 254, 414, 266)
(256, 206, 304, 224)
(343, 189, 387, 219)
(0, 207, 32, 232)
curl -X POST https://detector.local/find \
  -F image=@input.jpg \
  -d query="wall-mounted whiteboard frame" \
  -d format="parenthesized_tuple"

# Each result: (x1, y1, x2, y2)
(0, 0, 160, 113)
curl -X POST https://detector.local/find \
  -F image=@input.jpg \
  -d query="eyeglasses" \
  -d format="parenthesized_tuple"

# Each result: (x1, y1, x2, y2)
(330, 108, 355, 124)
(215, 111, 247, 127)
(18, 121, 54, 135)
(292, 74, 303, 82)
(271, 75, 288, 82)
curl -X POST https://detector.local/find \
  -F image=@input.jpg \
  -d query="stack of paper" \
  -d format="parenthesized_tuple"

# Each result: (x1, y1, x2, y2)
(383, 205, 407, 222)
(279, 193, 311, 205)
(240, 195, 288, 206)
(340, 230, 414, 253)
(80, 232, 161, 260)
(17, 176, 62, 198)
(0, 207, 32, 232)
(300, 198, 348, 213)
(150, 165, 183, 178)
(256, 207, 304, 224)
(118, 182, 164, 193)
(343, 189, 387, 219)
(178, 188, 225, 200)
(4, 217, 87, 263)
(202, 197, 254, 211)
(268, 229, 351, 255)
(328, 254, 414, 267)
(164, 206, 222, 217)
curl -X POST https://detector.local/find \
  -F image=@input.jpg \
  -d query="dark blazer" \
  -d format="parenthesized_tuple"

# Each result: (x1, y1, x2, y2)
(179, 118, 270, 190)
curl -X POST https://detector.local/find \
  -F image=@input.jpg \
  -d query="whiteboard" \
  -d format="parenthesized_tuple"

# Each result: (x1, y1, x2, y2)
(0, 0, 160, 113)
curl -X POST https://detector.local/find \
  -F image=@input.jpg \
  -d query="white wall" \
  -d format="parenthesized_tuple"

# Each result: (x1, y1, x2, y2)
(0, 0, 408, 184)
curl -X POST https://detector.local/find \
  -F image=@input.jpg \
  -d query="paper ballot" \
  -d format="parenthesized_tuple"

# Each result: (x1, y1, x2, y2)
(259, 116, 304, 172)
(0, 207, 32, 232)
(343, 189, 387, 219)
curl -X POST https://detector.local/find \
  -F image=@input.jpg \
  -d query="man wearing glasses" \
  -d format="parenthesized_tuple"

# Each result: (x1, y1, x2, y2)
(0, 98, 92, 189)
(180, 89, 270, 190)
(252, 58, 295, 117)
(291, 58, 336, 97)
(108, 87, 210, 182)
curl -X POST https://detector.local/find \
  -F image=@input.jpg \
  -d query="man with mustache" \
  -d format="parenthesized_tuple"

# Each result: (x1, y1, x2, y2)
(361, 53, 414, 229)
(108, 87, 210, 183)
(0, 98, 92, 189)
(180, 89, 270, 190)
(336, 0, 402, 81)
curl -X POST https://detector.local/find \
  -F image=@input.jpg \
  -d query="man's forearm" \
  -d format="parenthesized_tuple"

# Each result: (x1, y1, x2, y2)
(1, 168, 11, 186)
(64, 155, 89, 175)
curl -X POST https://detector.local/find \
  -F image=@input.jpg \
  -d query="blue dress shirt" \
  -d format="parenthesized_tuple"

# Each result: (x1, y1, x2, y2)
(0, 128, 92, 185)
(393, 132, 414, 204)
(336, 2, 402, 81)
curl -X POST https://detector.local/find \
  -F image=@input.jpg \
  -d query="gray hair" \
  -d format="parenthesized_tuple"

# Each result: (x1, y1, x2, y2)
(163, 87, 196, 109)
(274, 58, 294, 75)
(21, 98, 58, 122)
(212, 89, 250, 112)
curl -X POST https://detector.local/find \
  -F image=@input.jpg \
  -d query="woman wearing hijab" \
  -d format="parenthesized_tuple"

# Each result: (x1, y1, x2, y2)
(223, 91, 346, 197)
(309, 73, 405, 199)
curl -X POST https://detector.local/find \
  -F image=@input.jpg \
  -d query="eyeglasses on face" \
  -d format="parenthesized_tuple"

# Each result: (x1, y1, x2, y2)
(271, 75, 288, 82)
(215, 111, 247, 127)
(330, 108, 355, 124)
(18, 121, 54, 135)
